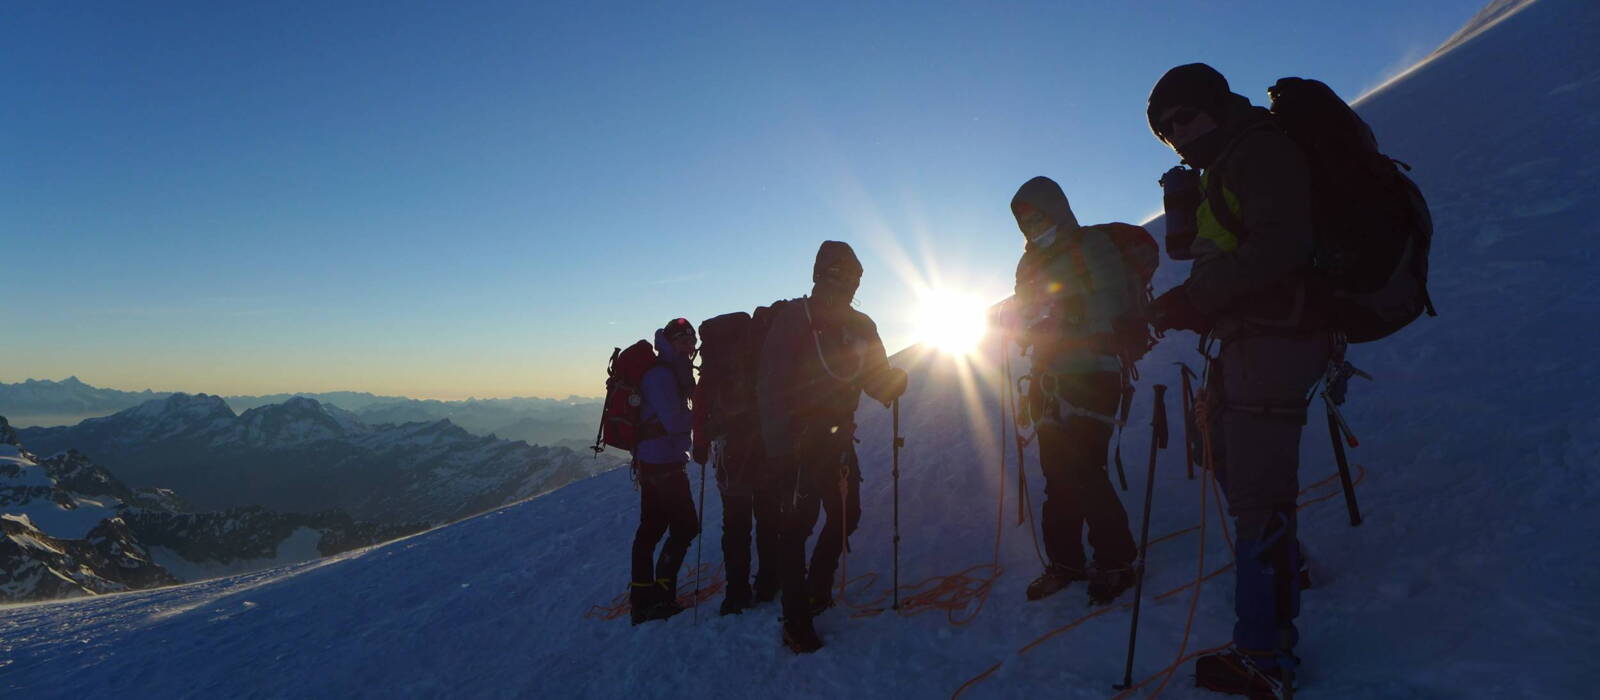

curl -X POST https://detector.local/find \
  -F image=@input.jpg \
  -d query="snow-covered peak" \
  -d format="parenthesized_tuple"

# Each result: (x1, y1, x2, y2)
(1, 441, 132, 540)
(1, 512, 38, 529)
(359, 418, 473, 448)
(129, 392, 234, 420)
(235, 396, 369, 447)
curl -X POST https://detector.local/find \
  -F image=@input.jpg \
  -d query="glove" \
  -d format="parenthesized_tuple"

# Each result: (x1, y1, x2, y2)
(878, 367, 909, 407)
(1160, 166, 1201, 261)
(1151, 284, 1211, 334)
(989, 299, 1019, 336)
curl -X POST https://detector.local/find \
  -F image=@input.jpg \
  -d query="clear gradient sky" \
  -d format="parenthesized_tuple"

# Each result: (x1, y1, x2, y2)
(2, 1, 1485, 399)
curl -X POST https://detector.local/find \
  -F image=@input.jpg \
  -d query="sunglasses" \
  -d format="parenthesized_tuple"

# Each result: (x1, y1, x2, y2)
(1158, 107, 1201, 139)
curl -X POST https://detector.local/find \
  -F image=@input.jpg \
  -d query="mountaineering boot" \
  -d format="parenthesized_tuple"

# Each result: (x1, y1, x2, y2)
(629, 581, 664, 626)
(653, 577, 686, 617)
(1194, 649, 1293, 699)
(632, 578, 685, 624)
(1025, 564, 1085, 601)
(1087, 564, 1138, 605)
(782, 615, 824, 654)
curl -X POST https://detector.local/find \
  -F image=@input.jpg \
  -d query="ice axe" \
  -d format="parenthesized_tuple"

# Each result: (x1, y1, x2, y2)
(1323, 352, 1370, 528)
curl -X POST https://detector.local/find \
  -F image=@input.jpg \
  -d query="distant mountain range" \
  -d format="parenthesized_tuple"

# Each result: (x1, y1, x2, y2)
(3, 391, 624, 602)
(0, 376, 605, 451)
(0, 415, 426, 602)
(15, 394, 619, 525)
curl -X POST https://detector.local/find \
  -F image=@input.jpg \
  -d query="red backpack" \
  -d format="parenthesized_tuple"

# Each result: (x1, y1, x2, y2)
(591, 340, 664, 454)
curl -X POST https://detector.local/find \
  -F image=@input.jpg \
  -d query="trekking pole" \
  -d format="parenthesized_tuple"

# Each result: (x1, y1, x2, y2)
(1116, 384, 1168, 691)
(891, 397, 903, 610)
(694, 449, 709, 624)
(1011, 365, 1032, 526)
(1324, 396, 1362, 527)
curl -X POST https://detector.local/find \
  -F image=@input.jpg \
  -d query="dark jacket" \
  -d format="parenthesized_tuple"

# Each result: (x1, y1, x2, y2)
(1186, 98, 1318, 330)
(755, 298, 897, 467)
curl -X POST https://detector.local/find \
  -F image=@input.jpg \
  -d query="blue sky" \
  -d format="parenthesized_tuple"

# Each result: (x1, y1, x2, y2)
(1, 0, 1484, 399)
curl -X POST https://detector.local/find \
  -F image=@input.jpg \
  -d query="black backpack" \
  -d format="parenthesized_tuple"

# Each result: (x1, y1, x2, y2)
(693, 300, 796, 470)
(1266, 76, 1437, 342)
(696, 312, 756, 441)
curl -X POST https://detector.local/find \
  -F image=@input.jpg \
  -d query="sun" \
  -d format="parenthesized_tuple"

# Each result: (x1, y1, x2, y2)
(914, 287, 991, 356)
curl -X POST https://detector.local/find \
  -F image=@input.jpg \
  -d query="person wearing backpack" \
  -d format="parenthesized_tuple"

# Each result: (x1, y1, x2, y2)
(1146, 63, 1335, 696)
(757, 240, 908, 653)
(628, 317, 702, 625)
(692, 312, 782, 616)
(1000, 176, 1145, 606)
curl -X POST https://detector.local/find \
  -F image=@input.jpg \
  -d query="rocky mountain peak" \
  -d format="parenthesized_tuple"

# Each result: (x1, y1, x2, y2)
(133, 392, 236, 421)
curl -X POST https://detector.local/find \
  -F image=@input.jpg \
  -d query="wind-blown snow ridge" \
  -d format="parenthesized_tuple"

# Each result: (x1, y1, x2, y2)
(3, 1, 1597, 697)
(1355, 0, 1537, 103)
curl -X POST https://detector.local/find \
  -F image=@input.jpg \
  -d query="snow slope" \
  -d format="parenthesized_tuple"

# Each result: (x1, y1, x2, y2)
(3, 0, 1596, 697)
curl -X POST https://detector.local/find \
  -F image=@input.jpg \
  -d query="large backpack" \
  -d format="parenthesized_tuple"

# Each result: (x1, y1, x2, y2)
(743, 299, 797, 461)
(696, 312, 756, 443)
(591, 339, 663, 454)
(1266, 76, 1437, 342)
(1017, 223, 1160, 367)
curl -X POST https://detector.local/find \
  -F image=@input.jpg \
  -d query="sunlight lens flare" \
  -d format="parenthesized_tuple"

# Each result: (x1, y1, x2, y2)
(915, 288, 990, 356)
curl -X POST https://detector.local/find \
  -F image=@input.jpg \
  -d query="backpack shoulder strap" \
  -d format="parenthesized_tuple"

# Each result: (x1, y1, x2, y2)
(1203, 120, 1281, 241)
(1018, 229, 1091, 294)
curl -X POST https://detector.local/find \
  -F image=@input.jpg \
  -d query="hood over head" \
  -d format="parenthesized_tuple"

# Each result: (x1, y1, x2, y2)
(652, 325, 697, 392)
(653, 328, 677, 361)
(1010, 176, 1080, 242)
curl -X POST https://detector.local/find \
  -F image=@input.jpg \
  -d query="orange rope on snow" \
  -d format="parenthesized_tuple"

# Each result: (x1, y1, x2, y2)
(953, 448, 1368, 700)
(582, 562, 726, 622)
(949, 661, 1005, 698)
(585, 359, 1373, 700)
(1121, 400, 1217, 699)
(831, 372, 1014, 625)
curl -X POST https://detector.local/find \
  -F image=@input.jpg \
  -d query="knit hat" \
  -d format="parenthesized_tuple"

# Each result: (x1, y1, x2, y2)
(813, 240, 863, 284)
(1147, 63, 1232, 139)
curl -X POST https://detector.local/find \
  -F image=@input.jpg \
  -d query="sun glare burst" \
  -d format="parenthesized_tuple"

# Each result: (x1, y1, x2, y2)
(915, 288, 990, 356)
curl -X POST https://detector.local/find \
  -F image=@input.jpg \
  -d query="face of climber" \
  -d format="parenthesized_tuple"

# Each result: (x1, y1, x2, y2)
(1156, 105, 1219, 149)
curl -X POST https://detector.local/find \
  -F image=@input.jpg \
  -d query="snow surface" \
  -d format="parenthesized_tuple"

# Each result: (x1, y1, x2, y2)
(10, 494, 117, 542)
(148, 527, 323, 583)
(1, 446, 119, 540)
(2, 0, 1597, 697)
